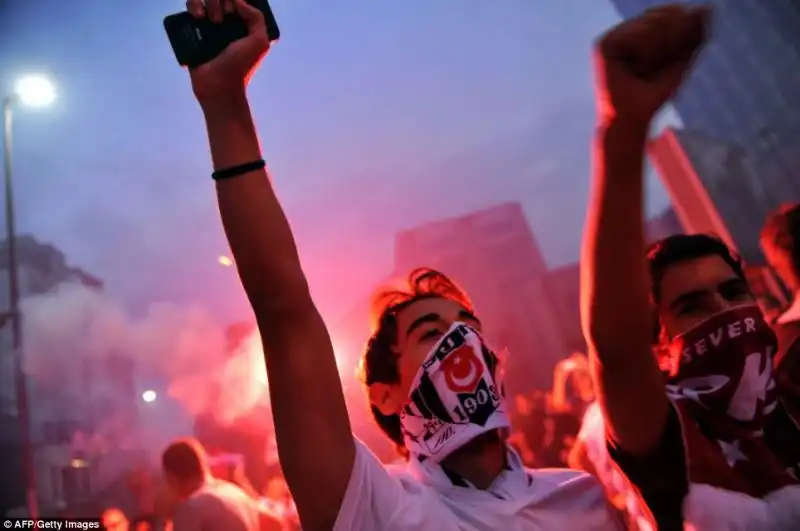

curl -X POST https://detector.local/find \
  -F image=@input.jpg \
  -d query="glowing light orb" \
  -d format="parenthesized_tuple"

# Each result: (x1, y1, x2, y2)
(141, 390, 157, 403)
(15, 74, 56, 108)
(218, 255, 233, 267)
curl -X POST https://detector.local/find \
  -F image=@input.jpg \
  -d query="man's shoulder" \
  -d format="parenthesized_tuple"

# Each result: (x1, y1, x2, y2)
(188, 480, 254, 510)
(525, 467, 606, 494)
(384, 460, 441, 497)
(525, 466, 601, 483)
(180, 481, 260, 530)
(522, 467, 614, 512)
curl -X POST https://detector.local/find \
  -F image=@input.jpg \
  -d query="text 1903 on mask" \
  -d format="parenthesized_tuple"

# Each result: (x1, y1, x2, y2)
(400, 322, 510, 462)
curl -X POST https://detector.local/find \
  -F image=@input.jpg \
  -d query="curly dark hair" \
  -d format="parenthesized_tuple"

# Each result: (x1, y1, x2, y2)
(358, 267, 473, 450)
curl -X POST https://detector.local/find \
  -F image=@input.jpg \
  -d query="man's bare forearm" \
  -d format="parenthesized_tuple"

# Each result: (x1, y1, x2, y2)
(582, 120, 652, 354)
(203, 92, 261, 168)
(580, 119, 669, 455)
(203, 95, 309, 315)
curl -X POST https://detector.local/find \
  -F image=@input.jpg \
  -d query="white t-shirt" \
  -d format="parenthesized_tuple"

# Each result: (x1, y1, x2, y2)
(577, 403, 651, 531)
(171, 479, 262, 531)
(578, 404, 626, 494)
(334, 438, 623, 530)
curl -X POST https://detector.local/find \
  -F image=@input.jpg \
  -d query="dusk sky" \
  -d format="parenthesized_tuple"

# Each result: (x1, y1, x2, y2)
(0, 0, 674, 326)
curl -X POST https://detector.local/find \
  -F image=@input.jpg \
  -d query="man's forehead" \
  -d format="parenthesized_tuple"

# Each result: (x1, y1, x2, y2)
(659, 255, 742, 303)
(397, 297, 469, 321)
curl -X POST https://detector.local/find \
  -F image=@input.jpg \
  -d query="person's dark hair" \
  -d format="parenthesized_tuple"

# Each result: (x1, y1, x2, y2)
(358, 268, 473, 448)
(161, 438, 207, 481)
(646, 233, 746, 342)
(761, 202, 800, 287)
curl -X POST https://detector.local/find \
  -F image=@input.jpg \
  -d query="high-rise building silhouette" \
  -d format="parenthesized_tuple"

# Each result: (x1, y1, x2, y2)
(0, 236, 104, 515)
(542, 208, 686, 357)
(394, 202, 561, 391)
(611, 0, 800, 206)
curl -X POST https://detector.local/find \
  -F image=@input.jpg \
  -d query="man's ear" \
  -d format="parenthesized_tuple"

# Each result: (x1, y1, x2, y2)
(368, 382, 402, 416)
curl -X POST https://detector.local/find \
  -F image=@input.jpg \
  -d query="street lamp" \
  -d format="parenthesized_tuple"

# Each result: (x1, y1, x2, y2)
(141, 390, 157, 403)
(13, 76, 56, 109)
(3, 73, 56, 520)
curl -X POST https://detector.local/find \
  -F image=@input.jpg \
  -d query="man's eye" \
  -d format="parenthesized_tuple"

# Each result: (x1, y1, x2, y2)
(421, 329, 441, 341)
(677, 303, 701, 316)
(722, 287, 750, 302)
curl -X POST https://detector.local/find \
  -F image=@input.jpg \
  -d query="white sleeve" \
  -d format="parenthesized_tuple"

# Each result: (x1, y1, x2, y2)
(577, 403, 601, 443)
(333, 439, 446, 531)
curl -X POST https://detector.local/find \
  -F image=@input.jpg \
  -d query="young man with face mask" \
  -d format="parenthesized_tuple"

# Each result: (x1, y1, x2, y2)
(582, 4, 800, 530)
(184, 0, 622, 529)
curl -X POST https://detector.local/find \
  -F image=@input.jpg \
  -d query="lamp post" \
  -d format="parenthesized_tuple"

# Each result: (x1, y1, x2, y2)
(3, 74, 56, 519)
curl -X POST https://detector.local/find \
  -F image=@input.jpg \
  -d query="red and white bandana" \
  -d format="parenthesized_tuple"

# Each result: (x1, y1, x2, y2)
(664, 305, 798, 496)
(400, 323, 510, 462)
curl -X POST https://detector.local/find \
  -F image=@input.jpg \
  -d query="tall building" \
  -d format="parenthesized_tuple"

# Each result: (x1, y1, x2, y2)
(394, 202, 548, 280)
(611, 0, 800, 209)
(649, 127, 770, 263)
(542, 264, 584, 356)
(394, 203, 562, 391)
(0, 237, 103, 417)
(646, 208, 685, 243)
(0, 236, 109, 514)
(542, 209, 686, 358)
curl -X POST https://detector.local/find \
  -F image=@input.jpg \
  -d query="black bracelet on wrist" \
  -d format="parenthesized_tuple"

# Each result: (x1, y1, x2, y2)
(212, 159, 266, 181)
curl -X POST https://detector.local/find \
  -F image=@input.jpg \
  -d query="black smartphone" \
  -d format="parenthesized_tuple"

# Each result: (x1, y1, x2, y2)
(164, 0, 280, 68)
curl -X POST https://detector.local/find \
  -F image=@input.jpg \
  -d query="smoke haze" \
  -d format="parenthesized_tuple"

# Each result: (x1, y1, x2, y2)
(20, 282, 270, 462)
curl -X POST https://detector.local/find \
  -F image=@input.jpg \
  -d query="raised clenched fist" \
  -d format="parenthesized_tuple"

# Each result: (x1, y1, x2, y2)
(186, 0, 271, 107)
(593, 3, 710, 129)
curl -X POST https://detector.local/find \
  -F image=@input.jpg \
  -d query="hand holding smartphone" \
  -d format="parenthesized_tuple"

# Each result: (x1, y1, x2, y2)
(164, 0, 280, 68)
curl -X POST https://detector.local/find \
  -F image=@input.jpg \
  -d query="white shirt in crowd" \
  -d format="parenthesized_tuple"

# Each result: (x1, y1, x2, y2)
(334, 438, 623, 530)
(577, 402, 652, 531)
(171, 478, 262, 531)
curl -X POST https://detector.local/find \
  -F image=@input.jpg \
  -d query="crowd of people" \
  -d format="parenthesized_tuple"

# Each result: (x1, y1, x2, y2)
(88, 357, 593, 530)
(85, 0, 800, 529)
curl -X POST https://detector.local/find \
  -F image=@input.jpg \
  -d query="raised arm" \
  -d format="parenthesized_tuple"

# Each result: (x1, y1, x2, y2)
(187, 1, 353, 528)
(580, 5, 707, 457)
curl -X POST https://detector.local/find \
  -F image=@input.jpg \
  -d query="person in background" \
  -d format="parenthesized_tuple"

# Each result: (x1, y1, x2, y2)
(153, 482, 178, 531)
(762, 203, 800, 328)
(761, 203, 800, 421)
(101, 507, 129, 531)
(208, 453, 261, 500)
(162, 438, 281, 531)
(581, 3, 800, 529)
(506, 393, 537, 465)
(185, 0, 622, 527)
(261, 476, 300, 531)
(546, 353, 594, 467)
(550, 352, 594, 417)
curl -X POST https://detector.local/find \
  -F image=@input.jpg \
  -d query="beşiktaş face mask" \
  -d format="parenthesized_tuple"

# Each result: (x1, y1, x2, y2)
(399, 322, 510, 462)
